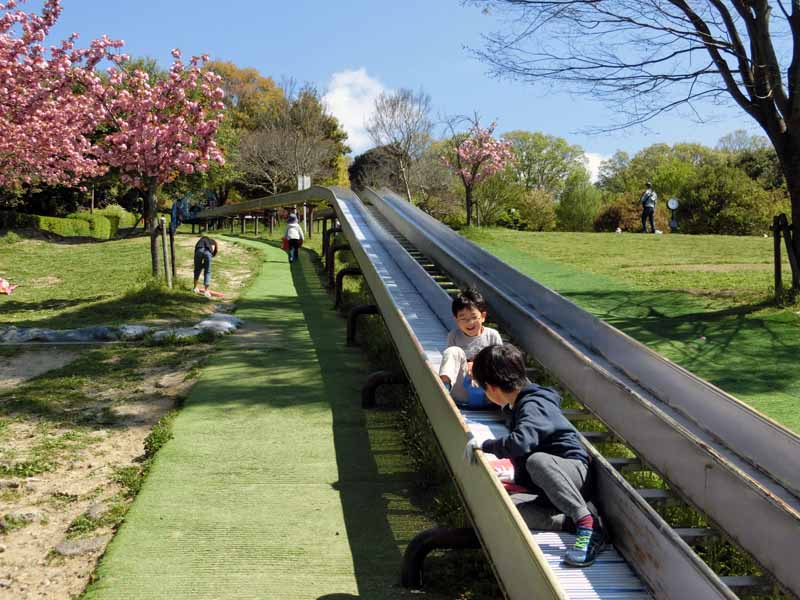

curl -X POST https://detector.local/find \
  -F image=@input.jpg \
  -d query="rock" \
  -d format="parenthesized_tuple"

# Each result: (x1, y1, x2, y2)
(118, 325, 151, 341)
(152, 327, 203, 342)
(197, 313, 242, 336)
(86, 503, 107, 521)
(54, 535, 111, 557)
(0, 544, 6, 552)
(37, 327, 118, 343)
(8, 510, 39, 523)
(209, 313, 243, 327)
(0, 579, 10, 589)
(0, 480, 20, 489)
(156, 373, 185, 389)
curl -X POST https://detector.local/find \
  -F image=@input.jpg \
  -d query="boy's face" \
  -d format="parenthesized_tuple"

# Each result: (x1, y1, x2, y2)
(483, 383, 511, 407)
(455, 307, 486, 337)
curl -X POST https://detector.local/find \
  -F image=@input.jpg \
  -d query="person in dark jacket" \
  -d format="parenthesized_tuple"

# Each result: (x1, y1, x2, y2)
(465, 343, 605, 567)
(193, 236, 218, 297)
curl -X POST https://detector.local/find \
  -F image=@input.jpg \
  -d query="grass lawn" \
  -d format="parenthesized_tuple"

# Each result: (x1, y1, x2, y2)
(0, 229, 262, 329)
(462, 228, 800, 433)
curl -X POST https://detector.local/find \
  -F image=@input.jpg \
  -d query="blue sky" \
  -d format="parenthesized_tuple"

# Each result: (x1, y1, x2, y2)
(48, 0, 755, 175)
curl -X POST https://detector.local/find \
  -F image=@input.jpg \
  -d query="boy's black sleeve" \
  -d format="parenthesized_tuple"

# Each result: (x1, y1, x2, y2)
(480, 404, 545, 459)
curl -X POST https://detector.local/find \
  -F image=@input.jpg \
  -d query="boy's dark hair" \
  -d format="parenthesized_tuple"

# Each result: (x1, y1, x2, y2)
(452, 288, 487, 316)
(472, 343, 528, 393)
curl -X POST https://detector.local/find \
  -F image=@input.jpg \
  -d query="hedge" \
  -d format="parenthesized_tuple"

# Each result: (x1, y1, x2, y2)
(67, 212, 114, 239)
(0, 210, 101, 238)
(96, 204, 138, 228)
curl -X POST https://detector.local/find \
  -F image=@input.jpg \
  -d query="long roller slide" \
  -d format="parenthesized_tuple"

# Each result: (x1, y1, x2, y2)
(362, 187, 800, 599)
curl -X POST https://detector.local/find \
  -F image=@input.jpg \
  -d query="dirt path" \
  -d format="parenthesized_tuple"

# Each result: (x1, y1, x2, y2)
(0, 350, 81, 393)
(0, 347, 208, 600)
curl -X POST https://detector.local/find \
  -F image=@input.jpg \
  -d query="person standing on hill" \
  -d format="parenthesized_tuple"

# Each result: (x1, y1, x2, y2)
(284, 214, 305, 263)
(640, 182, 657, 234)
(193, 236, 218, 297)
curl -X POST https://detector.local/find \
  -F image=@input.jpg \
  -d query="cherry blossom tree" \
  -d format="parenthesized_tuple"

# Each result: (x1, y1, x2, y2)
(94, 49, 226, 275)
(0, 0, 125, 188)
(442, 116, 514, 226)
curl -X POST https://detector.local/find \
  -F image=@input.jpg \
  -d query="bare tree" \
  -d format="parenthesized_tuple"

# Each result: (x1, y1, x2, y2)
(236, 85, 339, 194)
(469, 0, 800, 286)
(366, 88, 433, 201)
(237, 129, 290, 195)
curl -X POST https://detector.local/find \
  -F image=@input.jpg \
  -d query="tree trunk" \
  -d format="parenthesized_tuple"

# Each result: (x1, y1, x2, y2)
(778, 139, 800, 289)
(399, 159, 413, 202)
(145, 185, 160, 277)
(465, 186, 473, 227)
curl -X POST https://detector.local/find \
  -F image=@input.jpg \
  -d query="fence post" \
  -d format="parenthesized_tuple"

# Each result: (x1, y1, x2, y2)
(159, 217, 173, 289)
(773, 215, 782, 303)
(778, 214, 800, 291)
(169, 226, 176, 282)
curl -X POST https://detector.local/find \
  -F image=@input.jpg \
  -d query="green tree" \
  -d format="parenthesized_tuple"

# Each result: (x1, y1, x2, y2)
(503, 130, 584, 196)
(680, 164, 783, 235)
(512, 188, 557, 231)
(473, 169, 524, 226)
(556, 168, 602, 231)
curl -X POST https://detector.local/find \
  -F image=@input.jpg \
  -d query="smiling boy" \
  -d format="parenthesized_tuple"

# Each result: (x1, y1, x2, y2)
(438, 289, 503, 409)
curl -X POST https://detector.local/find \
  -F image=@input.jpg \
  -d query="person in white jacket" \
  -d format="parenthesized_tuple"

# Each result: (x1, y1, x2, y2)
(284, 214, 305, 263)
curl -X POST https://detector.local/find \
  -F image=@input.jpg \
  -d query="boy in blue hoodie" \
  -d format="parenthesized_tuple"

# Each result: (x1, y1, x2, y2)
(464, 343, 605, 567)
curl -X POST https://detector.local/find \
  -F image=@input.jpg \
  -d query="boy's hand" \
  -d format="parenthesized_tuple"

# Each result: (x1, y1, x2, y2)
(466, 361, 473, 376)
(463, 432, 480, 465)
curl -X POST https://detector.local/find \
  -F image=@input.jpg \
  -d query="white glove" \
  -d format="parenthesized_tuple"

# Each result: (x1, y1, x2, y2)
(463, 432, 481, 465)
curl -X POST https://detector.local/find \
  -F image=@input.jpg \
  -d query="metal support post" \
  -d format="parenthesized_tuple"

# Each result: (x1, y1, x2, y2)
(240, 215, 245, 234)
(254, 215, 259, 237)
(327, 242, 349, 288)
(346, 304, 379, 346)
(323, 225, 341, 262)
(401, 528, 480, 589)
(362, 370, 407, 409)
(334, 267, 362, 308)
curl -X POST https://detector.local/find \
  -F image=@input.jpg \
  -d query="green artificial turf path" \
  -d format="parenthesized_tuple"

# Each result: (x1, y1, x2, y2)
(462, 228, 800, 433)
(83, 238, 433, 599)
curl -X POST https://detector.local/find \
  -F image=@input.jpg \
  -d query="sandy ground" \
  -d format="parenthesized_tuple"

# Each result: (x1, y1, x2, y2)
(0, 349, 203, 600)
(0, 351, 80, 393)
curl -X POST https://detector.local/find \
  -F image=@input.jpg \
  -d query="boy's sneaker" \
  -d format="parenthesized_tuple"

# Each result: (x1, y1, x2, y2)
(564, 523, 605, 567)
(192, 287, 200, 294)
(203, 290, 212, 298)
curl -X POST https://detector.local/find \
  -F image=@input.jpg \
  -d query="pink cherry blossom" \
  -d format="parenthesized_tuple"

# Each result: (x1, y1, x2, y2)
(442, 120, 514, 226)
(0, 0, 124, 188)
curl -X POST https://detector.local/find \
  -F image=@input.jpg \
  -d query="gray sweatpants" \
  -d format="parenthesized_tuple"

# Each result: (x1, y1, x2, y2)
(524, 452, 590, 523)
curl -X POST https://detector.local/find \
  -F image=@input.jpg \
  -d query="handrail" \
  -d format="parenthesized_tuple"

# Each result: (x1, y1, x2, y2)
(362, 187, 800, 597)
(193, 186, 334, 219)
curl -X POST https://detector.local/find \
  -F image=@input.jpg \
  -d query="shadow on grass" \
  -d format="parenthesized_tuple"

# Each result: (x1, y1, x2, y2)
(290, 246, 428, 598)
(202, 237, 429, 598)
(1, 283, 210, 329)
(565, 287, 800, 413)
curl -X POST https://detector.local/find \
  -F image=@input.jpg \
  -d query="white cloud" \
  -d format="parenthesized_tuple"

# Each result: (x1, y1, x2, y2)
(583, 152, 608, 183)
(322, 68, 386, 155)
